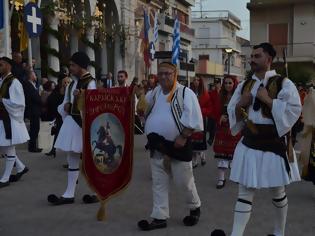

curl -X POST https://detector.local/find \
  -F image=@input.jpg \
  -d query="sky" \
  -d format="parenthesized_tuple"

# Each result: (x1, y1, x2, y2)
(192, 0, 250, 39)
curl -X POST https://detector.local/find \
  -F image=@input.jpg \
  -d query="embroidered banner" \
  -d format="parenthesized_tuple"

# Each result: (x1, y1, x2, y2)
(83, 87, 134, 220)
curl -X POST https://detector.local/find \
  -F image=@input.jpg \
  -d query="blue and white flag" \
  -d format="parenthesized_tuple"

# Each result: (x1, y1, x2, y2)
(0, 0, 4, 29)
(153, 12, 158, 44)
(172, 17, 180, 65)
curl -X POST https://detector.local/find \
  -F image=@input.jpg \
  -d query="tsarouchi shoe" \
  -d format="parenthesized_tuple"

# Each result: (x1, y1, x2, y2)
(47, 194, 74, 205)
(211, 229, 226, 236)
(82, 194, 99, 204)
(0, 181, 10, 188)
(183, 207, 200, 226)
(9, 167, 29, 182)
(138, 219, 167, 231)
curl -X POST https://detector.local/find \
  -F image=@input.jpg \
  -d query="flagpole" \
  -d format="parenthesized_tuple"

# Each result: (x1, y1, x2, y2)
(25, 0, 33, 67)
(4, 0, 10, 57)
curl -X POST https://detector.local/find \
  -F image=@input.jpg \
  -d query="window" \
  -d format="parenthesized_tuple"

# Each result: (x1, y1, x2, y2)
(199, 55, 209, 60)
(173, 8, 189, 25)
(268, 23, 288, 57)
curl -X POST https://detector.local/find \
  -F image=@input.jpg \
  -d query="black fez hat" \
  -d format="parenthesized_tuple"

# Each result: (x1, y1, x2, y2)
(0, 57, 13, 66)
(70, 52, 90, 69)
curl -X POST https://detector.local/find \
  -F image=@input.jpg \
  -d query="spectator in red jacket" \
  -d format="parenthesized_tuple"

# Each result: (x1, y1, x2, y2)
(190, 76, 211, 168)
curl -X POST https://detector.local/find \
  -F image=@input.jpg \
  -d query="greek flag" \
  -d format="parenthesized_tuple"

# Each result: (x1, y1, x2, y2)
(172, 17, 180, 65)
(0, 0, 3, 29)
(153, 12, 158, 44)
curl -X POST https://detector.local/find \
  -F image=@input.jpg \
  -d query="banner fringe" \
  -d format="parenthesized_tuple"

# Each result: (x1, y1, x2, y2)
(97, 201, 106, 221)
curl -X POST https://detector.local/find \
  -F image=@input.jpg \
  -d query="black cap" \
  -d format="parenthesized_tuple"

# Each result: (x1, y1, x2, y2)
(70, 52, 90, 69)
(0, 57, 13, 66)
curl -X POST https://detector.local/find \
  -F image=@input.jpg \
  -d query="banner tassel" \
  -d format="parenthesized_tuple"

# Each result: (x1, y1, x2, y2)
(97, 201, 106, 221)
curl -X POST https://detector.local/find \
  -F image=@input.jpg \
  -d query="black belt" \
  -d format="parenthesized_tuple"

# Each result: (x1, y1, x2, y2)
(0, 104, 12, 139)
(146, 132, 192, 162)
(242, 124, 291, 176)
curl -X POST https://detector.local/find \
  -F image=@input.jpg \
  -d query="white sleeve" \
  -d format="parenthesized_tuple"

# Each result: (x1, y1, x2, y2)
(180, 88, 204, 131)
(2, 79, 25, 122)
(227, 81, 245, 135)
(271, 79, 302, 137)
(57, 83, 71, 120)
(145, 88, 157, 105)
(87, 80, 97, 89)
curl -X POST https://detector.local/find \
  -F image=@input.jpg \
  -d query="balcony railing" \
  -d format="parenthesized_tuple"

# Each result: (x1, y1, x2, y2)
(164, 15, 195, 38)
(191, 10, 241, 27)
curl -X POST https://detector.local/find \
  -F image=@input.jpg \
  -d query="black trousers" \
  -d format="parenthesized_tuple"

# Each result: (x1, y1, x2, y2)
(207, 117, 216, 143)
(29, 114, 40, 149)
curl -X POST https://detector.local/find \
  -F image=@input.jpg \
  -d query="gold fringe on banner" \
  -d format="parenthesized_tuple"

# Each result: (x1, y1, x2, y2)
(97, 201, 106, 221)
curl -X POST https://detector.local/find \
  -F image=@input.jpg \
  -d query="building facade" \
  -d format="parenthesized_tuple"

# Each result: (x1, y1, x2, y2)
(3, 0, 196, 84)
(192, 10, 246, 83)
(135, 0, 196, 83)
(248, 0, 315, 81)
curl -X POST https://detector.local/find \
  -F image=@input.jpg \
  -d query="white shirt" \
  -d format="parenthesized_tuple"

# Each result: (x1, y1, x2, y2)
(228, 70, 302, 137)
(145, 92, 179, 141)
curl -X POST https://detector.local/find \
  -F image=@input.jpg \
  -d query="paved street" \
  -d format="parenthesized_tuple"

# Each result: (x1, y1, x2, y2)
(0, 135, 314, 236)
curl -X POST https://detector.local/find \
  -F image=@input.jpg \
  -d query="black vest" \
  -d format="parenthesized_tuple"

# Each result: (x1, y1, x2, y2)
(0, 74, 16, 139)
(68, 73, 95, 128)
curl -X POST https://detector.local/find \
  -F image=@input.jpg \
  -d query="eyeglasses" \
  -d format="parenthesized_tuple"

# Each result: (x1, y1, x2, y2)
(157, 71, 174, 77)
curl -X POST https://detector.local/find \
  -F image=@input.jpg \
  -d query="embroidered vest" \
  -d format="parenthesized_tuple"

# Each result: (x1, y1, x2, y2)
(68, 73, 95, 128)
(146, 85, 187, 133)
(241, 75, 285, 118)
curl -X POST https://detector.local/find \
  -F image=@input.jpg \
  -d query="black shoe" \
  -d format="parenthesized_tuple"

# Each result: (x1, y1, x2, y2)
(183, 207, 200, 226)
(0, 181, 10, 188)
(201, 159, 206, 166)
(45, 149, 56, 157)
(211, 229, 226, 236)
(216, 180, 226, 189)
(63, 164, 68, 169)
(47, 194, 74, 205)
(138, 219, 167, 231)
(82, 194, 99, 204)
(193, 163, 198, 169)
(29, 148, 43, 153)
(9, 167, 29, 182)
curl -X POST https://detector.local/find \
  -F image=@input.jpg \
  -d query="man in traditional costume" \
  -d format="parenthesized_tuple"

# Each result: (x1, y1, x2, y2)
(0, 57, 29, 188)
(138, 62, 203, 231)
(225, 43, 301, 236)
(300, 81, 315, 192)
(47, 52, 98, 205)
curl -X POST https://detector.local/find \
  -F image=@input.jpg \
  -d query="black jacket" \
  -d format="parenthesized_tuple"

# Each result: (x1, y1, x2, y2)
(23, 80, 42, 118)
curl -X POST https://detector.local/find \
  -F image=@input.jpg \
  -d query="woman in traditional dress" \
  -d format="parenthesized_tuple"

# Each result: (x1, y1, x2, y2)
(190, 76, 211, 168)
(300, 81, 315, 191)
(212, 76, 241, 189)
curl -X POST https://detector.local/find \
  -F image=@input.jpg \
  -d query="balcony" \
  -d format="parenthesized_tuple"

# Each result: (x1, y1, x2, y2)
(176, 0, 195, 7)
(271, 43, 315, 63)
(159, 14, 195, 42)
(192, 10, 241, 29)
(247, 0, 314, 10)
(197, 59, 224, 76)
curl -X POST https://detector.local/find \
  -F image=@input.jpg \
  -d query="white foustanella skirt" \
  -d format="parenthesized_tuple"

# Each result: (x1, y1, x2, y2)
(54, 115, 82, 153)
(230, 141, 301, 189)
(0, 120, 29, 146)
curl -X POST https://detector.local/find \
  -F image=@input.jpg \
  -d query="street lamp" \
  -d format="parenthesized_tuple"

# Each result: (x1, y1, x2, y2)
(225, 48, 233, 75)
